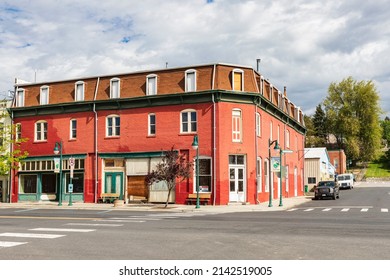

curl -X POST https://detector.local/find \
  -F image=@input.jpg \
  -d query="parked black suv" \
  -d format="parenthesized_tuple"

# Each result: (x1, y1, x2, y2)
(314, 180, 340, 200)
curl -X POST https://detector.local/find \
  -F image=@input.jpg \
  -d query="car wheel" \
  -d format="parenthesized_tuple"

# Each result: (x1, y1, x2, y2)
(332, 194, 336, 200)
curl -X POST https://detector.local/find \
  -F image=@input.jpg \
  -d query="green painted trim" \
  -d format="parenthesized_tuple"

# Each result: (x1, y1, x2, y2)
(99, 151, 166, 159)
(23, 154, 87, 161)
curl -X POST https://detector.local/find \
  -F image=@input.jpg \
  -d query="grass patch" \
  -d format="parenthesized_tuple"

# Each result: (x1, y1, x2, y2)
(365, 161, 390, 178)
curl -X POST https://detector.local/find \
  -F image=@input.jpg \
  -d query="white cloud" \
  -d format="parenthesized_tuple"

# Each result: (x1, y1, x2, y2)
(1, 0, 389, 117)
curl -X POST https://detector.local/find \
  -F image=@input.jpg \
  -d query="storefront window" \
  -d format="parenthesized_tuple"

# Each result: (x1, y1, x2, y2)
(19, 174, 37, 194)
(65, 173, 84, 193)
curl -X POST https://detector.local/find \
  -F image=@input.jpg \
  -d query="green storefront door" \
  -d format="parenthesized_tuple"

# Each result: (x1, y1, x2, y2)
(104, 172, 124, 199)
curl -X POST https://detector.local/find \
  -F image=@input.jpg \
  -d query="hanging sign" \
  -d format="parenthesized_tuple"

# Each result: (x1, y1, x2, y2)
(271, 157, 281, 172)
(54, 158, 60, 173)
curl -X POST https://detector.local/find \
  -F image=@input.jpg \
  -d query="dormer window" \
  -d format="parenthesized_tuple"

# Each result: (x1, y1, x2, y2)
(232, 69, 244, 91)
(75, 81, 85, 101)
(185, 69, 197, 92)
(110, 78, 120, 98)
(15, 89, 25, 107)
(40, 86, 49, 105)
(146, 74, 157, 95)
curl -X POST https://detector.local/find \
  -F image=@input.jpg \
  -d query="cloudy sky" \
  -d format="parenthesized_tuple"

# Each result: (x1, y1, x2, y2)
(1, 0, 389, 116)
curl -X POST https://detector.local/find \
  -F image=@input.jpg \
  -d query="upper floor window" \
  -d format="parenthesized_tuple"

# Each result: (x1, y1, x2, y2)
(110, 78, 120, 99)
(40, 86, 49, 105)
(257, 157, 262, 193)
(35, 121, 47, 141)
(232, 69, 244, 91)
(0, 122, 4, 147)
(15, 123, 22, 141)
(181, 110, 197, 133)
(256, 112, 261, 137)
(75, 81, 85, 101)
(106, 115, 120, 137)
(146, 74, 157, 95)
(286, 129, 290, 148)
(148, 113, 156, 136)
(185, 69, 197, 92)
(70, 119, 77, 139)
(15, 89, 25, 107)
(232, 109, 242, 142)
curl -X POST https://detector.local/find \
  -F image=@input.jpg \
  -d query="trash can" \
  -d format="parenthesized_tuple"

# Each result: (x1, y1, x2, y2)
(304, 185, 308, 193)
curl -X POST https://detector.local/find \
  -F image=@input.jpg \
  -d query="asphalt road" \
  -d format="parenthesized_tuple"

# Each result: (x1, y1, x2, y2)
(0, 182, 389, 260)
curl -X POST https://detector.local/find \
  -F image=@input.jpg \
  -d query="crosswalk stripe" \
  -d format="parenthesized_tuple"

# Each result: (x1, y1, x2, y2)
(361, 208, 369, 212)
(304, 208, 314, 212)
(322, 208, 332, 212)
(341, 208, 350, 212)
(0, 241, 28, 248)
(96, 219, 145, 223)
(381, 208, 388, 213)
(29, 228, 96, 233)
(66, 223, 123, 227)
(0, 233, 65, 239)
(287, 208, 298, 211)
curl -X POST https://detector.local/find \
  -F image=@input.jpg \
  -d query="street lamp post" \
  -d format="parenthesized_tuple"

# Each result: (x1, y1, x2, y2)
(53, 141, 63, 206)
(192, 135, 200, 209)
(279, 149, 293, 207)
(268, 139, 280, 207)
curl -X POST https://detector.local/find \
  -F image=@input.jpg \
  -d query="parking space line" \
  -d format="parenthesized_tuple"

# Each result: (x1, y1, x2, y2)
(0, 233, 65, 239)
(0, 241, 28, 248)
(29, 228, 96, 233)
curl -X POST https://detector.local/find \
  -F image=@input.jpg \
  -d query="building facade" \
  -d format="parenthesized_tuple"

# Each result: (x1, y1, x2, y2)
(328, 149, 347, 175)
(304, 147, 335, 190)
(9, 63, 306, 205)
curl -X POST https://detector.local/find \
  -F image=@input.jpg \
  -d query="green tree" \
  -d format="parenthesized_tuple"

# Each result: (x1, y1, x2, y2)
(312, 104, 328, 146)
(0, 113, 29, 176)
(323, 77, 382, 162)
(381, 117, 390, 146)
(145, 147, 193, 208)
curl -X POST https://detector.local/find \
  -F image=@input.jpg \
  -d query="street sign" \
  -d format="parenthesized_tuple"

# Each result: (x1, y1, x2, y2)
(69, 157, 75, 179)
(68, 184, 73, 193)
(54, 158, 60, 173)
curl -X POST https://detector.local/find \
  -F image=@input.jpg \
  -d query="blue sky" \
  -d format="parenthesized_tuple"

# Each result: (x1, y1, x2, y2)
(0, 0, 389, 116)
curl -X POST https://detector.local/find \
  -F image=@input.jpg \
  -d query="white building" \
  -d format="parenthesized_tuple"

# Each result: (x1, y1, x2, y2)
(304, 147, 336, 190)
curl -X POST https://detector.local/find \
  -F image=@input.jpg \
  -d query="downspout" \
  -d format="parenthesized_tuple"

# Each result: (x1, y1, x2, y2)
(212, 64, 217, 206)
(93, 77, 100, 203)
(9, 85, 18, 203)
(255, 102, 260, 204)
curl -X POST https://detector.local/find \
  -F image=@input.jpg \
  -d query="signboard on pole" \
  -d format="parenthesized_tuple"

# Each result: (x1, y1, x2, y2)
(271, 157, 281, 172)
(69, 157, 75, 179)
(54, 158, 60, 173)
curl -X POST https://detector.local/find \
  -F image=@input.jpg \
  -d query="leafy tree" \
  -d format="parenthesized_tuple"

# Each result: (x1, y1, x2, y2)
(312, 104, 328, 146)
(145, 147, 193, 208)
(0, 109, 29, 176)
(323, 77, 382, 162)
(381, 117, 390, 147)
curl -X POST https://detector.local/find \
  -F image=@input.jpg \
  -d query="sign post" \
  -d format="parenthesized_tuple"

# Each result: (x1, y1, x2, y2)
(68, 157, 75, 206)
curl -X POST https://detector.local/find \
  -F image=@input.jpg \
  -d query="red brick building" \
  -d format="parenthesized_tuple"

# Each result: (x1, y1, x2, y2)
(9, 63, 306, 205)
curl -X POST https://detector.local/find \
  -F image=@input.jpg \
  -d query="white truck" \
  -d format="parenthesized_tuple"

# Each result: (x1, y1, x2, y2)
(336, 173, 355, 189)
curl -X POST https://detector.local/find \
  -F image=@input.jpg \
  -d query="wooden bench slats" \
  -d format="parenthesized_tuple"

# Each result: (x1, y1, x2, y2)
(98, 193, 120, 203)
(186, 193, 211, 205)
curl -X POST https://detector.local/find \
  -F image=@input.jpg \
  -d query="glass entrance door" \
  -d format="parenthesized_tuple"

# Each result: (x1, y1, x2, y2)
(229, 167, 245, 202)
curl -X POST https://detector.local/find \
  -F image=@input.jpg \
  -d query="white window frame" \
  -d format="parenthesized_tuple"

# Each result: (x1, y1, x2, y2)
(70, 119, 77, 140)
(193, 156, 212, 193)
(148, 113, 156, 136)
(106, 115, 120, 137)
(15, 123, 22, 141)
(256, 112, 261, 137)
(75, 81, 85, 101)
(232, 69, 244, 91)
(257, 157, 262, 193)
(16, 89, 25, 107)
(286, 129, 290, 148)
(270, 121, 273, 141)
(146, 74, 157, 95)
(35, 121, 47, 142)
(232, 109, 242, 142)
(185, 69, 197, 92)
(110, 78, 120, 99)
(40, 86, 49, 105)
(180, 109, 197, 133)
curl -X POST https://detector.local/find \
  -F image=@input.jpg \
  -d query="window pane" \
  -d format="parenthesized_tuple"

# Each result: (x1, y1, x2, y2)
(199, 159, 211, 175)
(19, 175, 37, 193)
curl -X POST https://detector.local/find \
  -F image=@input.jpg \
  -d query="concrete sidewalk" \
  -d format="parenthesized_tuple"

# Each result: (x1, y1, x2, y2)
(0, 195, 313, 213)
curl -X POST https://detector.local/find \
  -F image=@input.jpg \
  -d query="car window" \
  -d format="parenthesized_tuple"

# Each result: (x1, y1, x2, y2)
(318, 181, 334, 187)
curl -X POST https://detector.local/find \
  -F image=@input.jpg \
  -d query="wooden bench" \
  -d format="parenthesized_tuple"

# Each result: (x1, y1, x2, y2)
(98, 193, 120, 203)
(186, 193, 211, 205)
